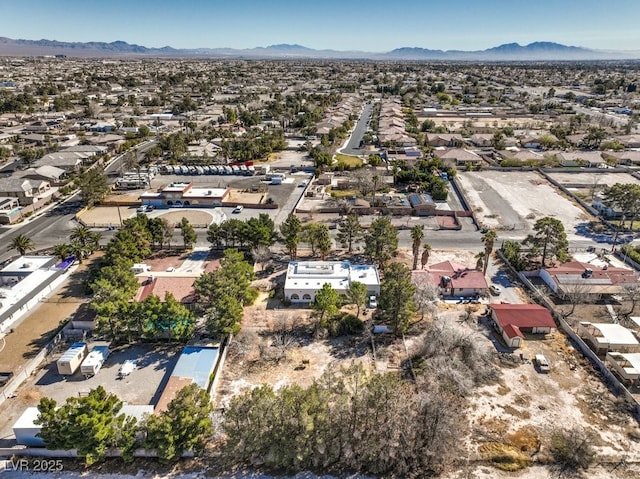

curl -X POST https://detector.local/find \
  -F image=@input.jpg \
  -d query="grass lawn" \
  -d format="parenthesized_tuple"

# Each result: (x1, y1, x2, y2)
(334, 154, 363, 168)
(327, 187, 359, 198)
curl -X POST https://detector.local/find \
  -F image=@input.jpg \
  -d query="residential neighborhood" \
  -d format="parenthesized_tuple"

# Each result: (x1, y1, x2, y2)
(2, 51, 640, 479)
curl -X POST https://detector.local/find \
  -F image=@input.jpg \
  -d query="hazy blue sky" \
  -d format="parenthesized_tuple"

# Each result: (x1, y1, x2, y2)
(3, 0, 640, 51)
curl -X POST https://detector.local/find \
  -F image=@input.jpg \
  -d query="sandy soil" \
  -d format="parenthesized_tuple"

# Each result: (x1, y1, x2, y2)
(77, 206, 137, 226)
(457, 170, 590, 238)
(156, 210, 213, 227)
(546, 171, 640, 188)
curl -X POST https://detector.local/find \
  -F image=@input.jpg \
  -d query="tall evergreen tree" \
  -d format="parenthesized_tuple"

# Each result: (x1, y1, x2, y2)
(336, 213, 364, 253)
(364, 216, 398, 269)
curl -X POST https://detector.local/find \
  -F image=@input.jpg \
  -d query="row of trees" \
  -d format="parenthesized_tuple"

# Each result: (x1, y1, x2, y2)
(222, 364, 462, 476)
(36, 384, 212, 465)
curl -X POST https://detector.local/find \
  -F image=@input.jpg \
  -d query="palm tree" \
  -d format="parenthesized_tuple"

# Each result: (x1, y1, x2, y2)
(70, 240, 86, 264)
(420, 243, 432, 270)
(475, 251, 486, 271)
(70, 225, 92, 247)
(411, 225, 424, 270)
(52, 243, 72, 262)
(10, 234, 35, 256)
(481, 229, 497, 275)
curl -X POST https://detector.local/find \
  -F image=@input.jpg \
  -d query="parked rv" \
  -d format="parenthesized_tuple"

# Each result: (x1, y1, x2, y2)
(56, 342, 88, 375)
(80, 344, 110, 378)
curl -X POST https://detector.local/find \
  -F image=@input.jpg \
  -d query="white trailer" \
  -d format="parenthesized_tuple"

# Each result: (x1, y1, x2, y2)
(80, 345, 110, 378)
(56, 342, 88, 375)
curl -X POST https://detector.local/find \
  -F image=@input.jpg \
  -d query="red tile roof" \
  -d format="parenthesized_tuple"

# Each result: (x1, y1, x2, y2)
(544, 261, 637, 286)
(135, 276, 197, 303)
(413, 260, 488, 290)
(490, 303, 556, 339)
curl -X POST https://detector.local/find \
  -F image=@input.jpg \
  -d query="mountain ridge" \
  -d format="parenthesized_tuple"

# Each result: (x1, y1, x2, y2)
(0, 37, 637, 60)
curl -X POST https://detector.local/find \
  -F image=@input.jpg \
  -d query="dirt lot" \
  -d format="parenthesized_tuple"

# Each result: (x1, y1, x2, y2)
(456, 170, 590, 239)
(77, 205, 137, 226)
(546, 171, 640, 188)
(156, 209, 213, 227)
(214, 246, 640, 477)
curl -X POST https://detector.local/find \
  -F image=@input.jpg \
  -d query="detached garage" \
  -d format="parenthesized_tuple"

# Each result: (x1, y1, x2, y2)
(490, 304, 556, 349)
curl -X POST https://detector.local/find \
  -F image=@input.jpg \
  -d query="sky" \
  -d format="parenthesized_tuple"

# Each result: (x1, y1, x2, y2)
(2, 0, 640, 52)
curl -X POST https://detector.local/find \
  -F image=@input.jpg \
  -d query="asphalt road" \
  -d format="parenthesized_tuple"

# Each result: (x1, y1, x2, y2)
(341, 101, 375, 156)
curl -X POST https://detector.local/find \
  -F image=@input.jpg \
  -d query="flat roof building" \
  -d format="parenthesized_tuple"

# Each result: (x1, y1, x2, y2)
(140, 182, 230, 208)
(284, 261, 380, 303)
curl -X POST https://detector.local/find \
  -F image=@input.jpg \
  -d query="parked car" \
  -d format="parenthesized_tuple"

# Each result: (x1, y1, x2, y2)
(368, 295, 377, 308)
(233, 205, 244, 213)
(534, 354, 550, 373)
(489, 285, 501, 296)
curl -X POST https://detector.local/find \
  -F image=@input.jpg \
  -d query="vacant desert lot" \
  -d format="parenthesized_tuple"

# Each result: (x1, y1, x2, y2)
(457, 170, 589, 239)
(546, 171, 640, 188)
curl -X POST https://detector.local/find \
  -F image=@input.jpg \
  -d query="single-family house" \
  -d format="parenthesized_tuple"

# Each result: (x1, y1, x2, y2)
(601, 150, 640, 166)
(540, 261, 638, 299)
(579, 322, 640, 355)
(284, 261, 380, 303)
(0, 178, 51, 205)
(412, 260, 488, 298)
(437, 148, 484, 167)
(557, 151, 605, 167)
(408, 193, 437, 216)
(469, 133, 494, 147)
(426, 134, 464, 148)
(489, 303, 556, 348)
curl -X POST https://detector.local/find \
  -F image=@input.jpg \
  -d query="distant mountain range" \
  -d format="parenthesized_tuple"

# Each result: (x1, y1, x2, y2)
(0, 37, 638, 60)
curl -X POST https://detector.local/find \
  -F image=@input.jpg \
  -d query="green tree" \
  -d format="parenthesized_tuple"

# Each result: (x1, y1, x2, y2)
(411, 225, 424, 270)
(523, 217, 569, 267)
(279, 214, 302, 259)
(312, 283, 342, 324)
(144, 383, 213, 462)
(336, 213, 363, 253)
(246, 213, 277, 248)
(180, 217, 197, 250)
(77, 166, 110, 207)
(10, 234, 35, 256)
(36, 386, 138, 465)
(378, 262, 416, 334)
(347, 280, 368, 317)
(52, 243, 72, 262)
(194, 248, 256, 337)
(364, 216, 398, 269)
(481, 229, 497, 275)
(301, 222, 332, 260)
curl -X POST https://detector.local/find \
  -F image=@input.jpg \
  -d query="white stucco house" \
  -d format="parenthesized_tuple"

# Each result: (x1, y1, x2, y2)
(284, 261, 380, 303)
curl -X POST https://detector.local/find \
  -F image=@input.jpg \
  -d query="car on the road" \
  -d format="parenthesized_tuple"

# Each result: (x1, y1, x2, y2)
(489, 285, 501, 296)
(298, 180, 308, 188)
(232, 205, 244, 213)
(136, 205, 149, 213)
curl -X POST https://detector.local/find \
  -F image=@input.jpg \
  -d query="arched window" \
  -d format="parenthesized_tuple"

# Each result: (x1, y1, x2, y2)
(167, 200, 173, 206)
(290, 294, 299, 300)
(302, 294, 312, 301)
(184, 201, 190, 206)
